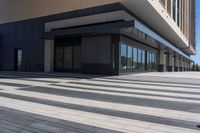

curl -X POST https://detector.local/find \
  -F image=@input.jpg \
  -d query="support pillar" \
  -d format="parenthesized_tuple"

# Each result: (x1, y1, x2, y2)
(44, 40, 54, 72)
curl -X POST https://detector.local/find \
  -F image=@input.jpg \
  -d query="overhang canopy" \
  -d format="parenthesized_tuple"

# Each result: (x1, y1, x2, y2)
(44, 10, 192, 61)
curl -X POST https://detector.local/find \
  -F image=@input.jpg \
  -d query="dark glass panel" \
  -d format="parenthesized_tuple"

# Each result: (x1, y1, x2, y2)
(127, 46, 133, 69)
(120, 44, 127, 70)
(55, 47, 64, 70)
(73, 45, 81, 69)
(64, 47, 73, 69)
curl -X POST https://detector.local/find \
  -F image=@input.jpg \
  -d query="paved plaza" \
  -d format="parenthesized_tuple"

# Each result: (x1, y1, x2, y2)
(0, 72, 200, 133)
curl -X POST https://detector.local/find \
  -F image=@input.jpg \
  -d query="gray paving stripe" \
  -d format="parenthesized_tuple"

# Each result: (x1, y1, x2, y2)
(0, 82, 31, 88)
(21, 78, 59, 83)
(18, 87, 200, 113)
(109, 77, 200, 86)
(50, 84, 200, 101)
(0, 106, 122, 133)
(101, 78, 200, 89)
(0, 93, 199, 131)
(0, 72, 99, 79)
(67, 81, 200, 95)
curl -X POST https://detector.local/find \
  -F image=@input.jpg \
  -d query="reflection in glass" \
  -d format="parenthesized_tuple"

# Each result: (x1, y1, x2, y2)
(142, 50, 145, 70)
(127, 46, 133, 69)
(133, 48, 138, 69)
(121, 44, 127, 69)
(138, 49, 142, 69)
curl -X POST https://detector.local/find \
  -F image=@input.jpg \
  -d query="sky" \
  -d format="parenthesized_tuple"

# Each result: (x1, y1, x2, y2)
(191, 0, 200, 64)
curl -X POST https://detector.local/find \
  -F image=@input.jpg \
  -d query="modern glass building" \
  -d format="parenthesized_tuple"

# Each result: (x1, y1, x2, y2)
(0, 0, 196, 75)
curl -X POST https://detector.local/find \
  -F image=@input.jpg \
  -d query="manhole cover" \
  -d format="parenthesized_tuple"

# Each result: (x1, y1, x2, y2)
(197, 125, 200, 128)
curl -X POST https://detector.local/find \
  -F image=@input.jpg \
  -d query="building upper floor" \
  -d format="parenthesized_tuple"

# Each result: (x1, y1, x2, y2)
(0, 0, 196, 55)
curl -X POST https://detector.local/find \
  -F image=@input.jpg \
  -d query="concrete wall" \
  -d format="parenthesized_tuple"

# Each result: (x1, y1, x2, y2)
(0, 0, 123, 24)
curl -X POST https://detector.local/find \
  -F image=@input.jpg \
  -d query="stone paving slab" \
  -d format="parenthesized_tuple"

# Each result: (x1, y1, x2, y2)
(0, 72, 200, 133)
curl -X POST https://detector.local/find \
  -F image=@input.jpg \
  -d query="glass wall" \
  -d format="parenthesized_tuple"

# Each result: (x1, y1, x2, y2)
(120, 43, 157, 72)
(120, 44, 127, 70)
(133, 48, 137, 69)
(147, 51, 157, 71)
(127, 46, 133, 69)
(137, 49, 142, 70)
(55, 45, 81, 71)
(142, 50, 145, 70)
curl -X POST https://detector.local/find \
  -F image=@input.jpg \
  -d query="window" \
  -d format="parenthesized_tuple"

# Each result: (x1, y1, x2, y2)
(127, 46, 133, 69)
(120, 44, 127, 69)
(153, 53, 157, 71)
(133, 48, 138, 69)
(177, 0, 180, 26)
(172, 0, 176, 21)
(142, 50, 146, 70)
(138, 49, 142, 69)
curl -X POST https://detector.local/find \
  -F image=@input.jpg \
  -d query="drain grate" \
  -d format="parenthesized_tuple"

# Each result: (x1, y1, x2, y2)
(197, 125, 200, 128)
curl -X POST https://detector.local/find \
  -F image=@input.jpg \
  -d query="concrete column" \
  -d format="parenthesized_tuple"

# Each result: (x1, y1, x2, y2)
(175, 54, 179, 71)
(168, 52, 174, 72)
(44, 40, 54, 72)
(159, 47, 165, 72)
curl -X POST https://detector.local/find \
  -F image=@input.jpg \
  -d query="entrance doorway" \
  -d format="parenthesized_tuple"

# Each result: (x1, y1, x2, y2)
(14, 49, 22, 71)
(55, 45, 81, 72)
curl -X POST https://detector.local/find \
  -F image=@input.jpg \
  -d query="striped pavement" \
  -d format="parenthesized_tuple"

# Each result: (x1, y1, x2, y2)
(0, 72, 200, 133)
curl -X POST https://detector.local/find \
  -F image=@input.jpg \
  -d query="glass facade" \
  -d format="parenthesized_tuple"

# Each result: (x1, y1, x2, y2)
(55, 45, 81, 71)
(133, 48, 138, 69)
(120, 44, 127, 70)
(127, 46, 133, 69)
(147, 51, 157, 71)
(120, 43, 157, 72)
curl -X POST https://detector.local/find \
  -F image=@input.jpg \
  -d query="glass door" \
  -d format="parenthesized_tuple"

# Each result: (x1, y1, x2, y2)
(73, 45, 81, 69)
(55, 47, 64, 70)
(64, 46, 73, 69)
(55, 45, 81, 72)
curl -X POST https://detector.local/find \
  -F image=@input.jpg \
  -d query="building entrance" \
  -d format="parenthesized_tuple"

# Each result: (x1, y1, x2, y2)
(54, 38, 81, 72)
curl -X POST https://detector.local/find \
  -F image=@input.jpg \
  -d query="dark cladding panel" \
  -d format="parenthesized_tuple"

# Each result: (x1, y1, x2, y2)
(82, 36, 111, 64)
(0, 20, 45, 71)
(81, 35, 113, 75)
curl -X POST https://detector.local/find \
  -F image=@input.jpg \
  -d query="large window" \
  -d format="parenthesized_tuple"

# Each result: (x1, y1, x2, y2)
(146, 52, 157, 71)
(127, 46, 133, 69)
(137, 49, 142, 70)
(172, 0, 176, 21)
(120, 44, 127, 69)
(120, 43, 157, 72)
(133, 48, 138, 69)
(142, 50, 145, 70)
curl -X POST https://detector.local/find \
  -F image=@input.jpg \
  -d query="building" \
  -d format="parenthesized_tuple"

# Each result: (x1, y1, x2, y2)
(0, 0, 196, 75)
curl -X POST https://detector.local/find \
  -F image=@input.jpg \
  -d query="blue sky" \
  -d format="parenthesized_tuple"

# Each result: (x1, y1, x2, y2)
(191, 0, 200, 64)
